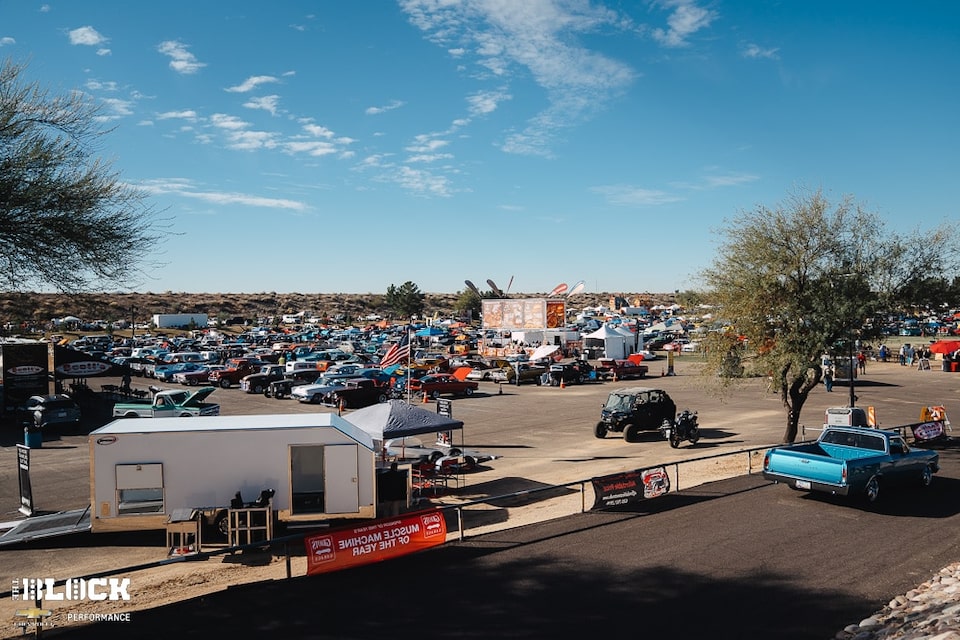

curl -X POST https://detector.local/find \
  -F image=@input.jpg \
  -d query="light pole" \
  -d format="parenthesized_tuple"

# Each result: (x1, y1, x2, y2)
(848, 334, 856, 408)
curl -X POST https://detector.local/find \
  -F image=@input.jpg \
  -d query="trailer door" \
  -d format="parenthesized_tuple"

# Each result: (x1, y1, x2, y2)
(324, 444, 360, 513)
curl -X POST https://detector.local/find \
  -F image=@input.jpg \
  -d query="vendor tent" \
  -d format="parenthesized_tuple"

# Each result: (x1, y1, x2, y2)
(583, 324, 631, 359)
(345, 400, 463, 441)
(929, 340, 960, 355)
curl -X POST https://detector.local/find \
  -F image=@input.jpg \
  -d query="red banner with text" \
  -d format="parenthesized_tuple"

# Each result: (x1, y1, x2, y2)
(304, 511, 447, 576)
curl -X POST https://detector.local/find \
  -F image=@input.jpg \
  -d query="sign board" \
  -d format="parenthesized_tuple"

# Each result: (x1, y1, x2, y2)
(590, 467, 671, 510)
(17, 444, 33, 516)
(481, 299, 566, 330)
(304, 511, 447, 575)
(436, 398, 452, 418)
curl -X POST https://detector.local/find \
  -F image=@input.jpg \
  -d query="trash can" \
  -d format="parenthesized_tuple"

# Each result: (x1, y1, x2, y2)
(24, 427, 42, 448)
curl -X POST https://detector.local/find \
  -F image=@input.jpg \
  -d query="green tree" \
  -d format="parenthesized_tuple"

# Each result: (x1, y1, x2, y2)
(453, 288, 481, 321)
(701, 188, 958, 443)
(385, 281, 425, 318)
(0, 59, 164, 292)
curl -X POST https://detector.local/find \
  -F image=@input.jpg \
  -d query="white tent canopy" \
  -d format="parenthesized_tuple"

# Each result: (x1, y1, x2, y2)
(583, 324, 632, 359)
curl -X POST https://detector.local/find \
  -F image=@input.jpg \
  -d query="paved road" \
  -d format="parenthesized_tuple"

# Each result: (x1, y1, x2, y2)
(44, 443, 960, 639)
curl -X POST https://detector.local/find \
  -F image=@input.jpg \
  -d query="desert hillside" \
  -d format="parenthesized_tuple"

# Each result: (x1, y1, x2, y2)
(0, 291, 678, 329)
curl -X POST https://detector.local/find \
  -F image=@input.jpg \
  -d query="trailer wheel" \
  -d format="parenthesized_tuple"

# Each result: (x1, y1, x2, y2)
(864, 476, 881, 503)
(214, 512, 229, 539)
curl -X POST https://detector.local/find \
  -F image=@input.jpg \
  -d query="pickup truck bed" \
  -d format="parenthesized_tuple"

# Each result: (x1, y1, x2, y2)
(763, 426, 939, 502)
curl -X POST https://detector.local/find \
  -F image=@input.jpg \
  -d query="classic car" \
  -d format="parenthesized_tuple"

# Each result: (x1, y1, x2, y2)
(402, 373, 479, 399)
(489, 363, 547, 385)
(153, 361, 206, 383)
(763, 426, 939, 503)
(173, 364, 226, 386)
(548, 361, 596, 386)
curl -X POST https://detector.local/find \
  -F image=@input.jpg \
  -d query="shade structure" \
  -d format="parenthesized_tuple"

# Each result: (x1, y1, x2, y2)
(344, 399, 463, 440)
(928, 340, 960, 355)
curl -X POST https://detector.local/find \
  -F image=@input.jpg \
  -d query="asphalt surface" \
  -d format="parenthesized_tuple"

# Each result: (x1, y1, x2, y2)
(3, 359, 960, 638)
(45, 443, 960, 639)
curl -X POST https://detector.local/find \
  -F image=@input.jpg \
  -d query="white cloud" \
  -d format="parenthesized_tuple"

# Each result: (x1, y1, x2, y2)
(244, 95, 280, 116)
(365, 100, 406, 115)
(651, 0, 716, 48)
(591, 185, 683, 206)
(140, 178, 307, 211)
(157, 110, 199, 121)
(97, 48, 111, 56)
(741, 42, 780, 60)
(226, 75, 280, 93)
(157, 40, 206, 75)
(68, 26, 106, 46)
(0, 37, 15, 47)
(406, 153, 454, 163)
(209, 113, 249, 130)
(466, 89, 510, 116)
(302, 123, 335, 138)
(401, 0, 636, 156)
(406, 136, 449, 154)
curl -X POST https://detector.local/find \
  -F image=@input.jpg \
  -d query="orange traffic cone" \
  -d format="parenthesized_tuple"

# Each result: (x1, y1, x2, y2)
(422, 391, 429, 403)
(560, 379, 566, 389)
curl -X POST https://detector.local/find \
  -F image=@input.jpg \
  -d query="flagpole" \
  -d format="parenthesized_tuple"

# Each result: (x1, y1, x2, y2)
(406, 326, 412, 404)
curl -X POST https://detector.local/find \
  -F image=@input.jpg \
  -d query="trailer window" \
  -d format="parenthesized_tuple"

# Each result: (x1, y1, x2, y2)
(116, 463, 164, 515)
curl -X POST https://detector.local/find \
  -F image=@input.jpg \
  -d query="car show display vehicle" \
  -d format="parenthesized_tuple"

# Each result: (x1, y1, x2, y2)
(173, 364, 225, 386)
(547, 361, 596, 386)
(208, 358, 264, 389)
(594, 358, 649, 381)
(762, 425, 939, 503)
(489, 363, 547, 385)
(291, 375, 351, 404)
(240, 364, 287, 394)
(402, 373, 479, 398)
(327, 378, 391, 409)
(112, 387, 221, 418)
(595, 387, 677, 442)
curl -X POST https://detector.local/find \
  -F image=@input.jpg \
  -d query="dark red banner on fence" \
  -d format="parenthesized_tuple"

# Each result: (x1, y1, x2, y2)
(591, 466, 671, 510)
(304, 511, 447, 576)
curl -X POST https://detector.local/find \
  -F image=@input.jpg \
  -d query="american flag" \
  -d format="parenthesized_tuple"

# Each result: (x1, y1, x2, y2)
(379, 332, 411, 368)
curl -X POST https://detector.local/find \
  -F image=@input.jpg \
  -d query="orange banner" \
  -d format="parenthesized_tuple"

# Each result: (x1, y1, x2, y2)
(304, 511, 447, 575)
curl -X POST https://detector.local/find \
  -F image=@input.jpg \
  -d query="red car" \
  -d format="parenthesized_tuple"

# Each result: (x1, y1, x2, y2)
(407, 373, 479, 399)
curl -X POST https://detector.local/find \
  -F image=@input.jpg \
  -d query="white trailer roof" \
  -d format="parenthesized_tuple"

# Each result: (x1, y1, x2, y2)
(91, 413, 375, 450)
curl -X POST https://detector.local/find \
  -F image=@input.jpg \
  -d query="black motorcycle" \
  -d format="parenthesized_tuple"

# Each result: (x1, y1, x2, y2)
(660, 409, 700, 448)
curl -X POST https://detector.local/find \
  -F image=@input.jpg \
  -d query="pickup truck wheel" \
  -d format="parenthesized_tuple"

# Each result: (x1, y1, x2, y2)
(864, 476, 881, 503)
(219, 379, 231, 389)
(123, 412, 140, 418)
(577, 374, 585, 384)
(921, 465, 934, 488)
(594, 421, 608, 439)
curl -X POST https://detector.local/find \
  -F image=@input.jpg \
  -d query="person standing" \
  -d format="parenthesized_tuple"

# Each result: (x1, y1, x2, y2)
(824, 366, 834, 392)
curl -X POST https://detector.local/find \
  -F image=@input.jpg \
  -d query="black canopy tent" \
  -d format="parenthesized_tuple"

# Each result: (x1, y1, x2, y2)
(345, 399, 463, 441)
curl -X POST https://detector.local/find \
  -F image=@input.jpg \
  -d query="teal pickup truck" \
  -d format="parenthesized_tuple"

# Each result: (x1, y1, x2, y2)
(762, 426, 939, 503)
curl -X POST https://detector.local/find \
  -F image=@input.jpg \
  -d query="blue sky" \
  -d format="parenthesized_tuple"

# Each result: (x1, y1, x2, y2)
(2, 1, 958, 296)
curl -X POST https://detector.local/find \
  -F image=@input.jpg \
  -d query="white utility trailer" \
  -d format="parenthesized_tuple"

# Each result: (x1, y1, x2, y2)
(88, 413, 377, 534)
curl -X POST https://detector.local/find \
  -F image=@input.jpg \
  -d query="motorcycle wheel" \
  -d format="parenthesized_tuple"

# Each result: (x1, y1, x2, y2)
(594, 421, 608, 439)
(669, 428, 681, 448)
(689, 427, 700, 445)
